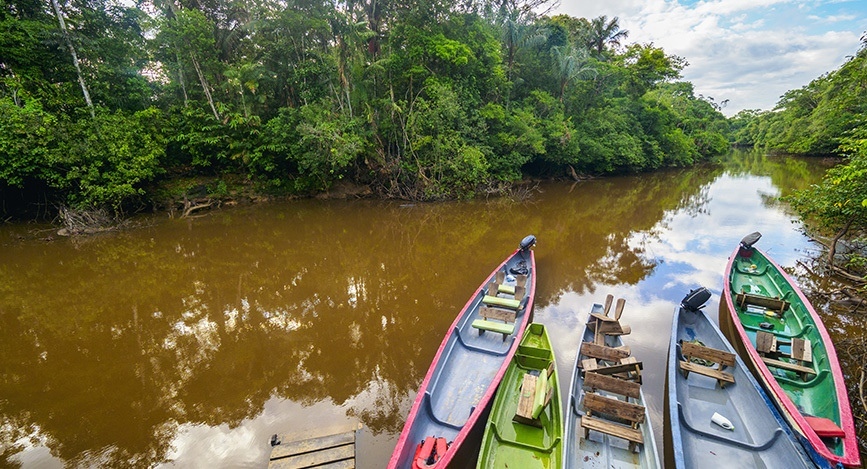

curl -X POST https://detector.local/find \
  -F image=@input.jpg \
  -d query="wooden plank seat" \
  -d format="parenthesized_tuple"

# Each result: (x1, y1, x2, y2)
(589, 295, 631, 344)
(761, 356, 815, 380)
(590, 320, 632, 336)
(478, 305, 516, 323)
(584, 358, 643, 384)
(514, 362, 554, 427)
(579, 341, 631, 363)
(471, 306, 516, 340)
(581, 392, 646, 452)
(583, 370, 641, 402)
(790, 337, 812, 363)
(755, 330, 777, 355)
(755, 331, 814, 380)
(736, 292, 790, 318)
(679, 341, 736, 388)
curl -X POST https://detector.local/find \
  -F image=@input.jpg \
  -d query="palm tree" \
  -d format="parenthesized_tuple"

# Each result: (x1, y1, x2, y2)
(587, 15, 629, 55)
(500, 8, 548, 82)
(551, 45, 597, 102)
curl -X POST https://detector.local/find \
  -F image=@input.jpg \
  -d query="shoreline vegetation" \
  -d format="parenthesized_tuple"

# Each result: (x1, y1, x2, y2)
(2, 1, 731, 222)
(0, 0, 863, 278)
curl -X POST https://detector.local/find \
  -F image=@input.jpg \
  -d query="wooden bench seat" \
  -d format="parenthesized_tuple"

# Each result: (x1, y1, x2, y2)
(514, 363, 554, 427)
(591, 320, 632, 336)
(478, 306, 516, 323)
(761, 356, 815, 379)
(588, 357, 643, 383)
(581, 392, 645, 452)
(790, 337, 812, 363)
(583, 371, 641, 402)
(471, 306, 516, 340)
(588, 296, 631, 344)
(579, 341, 631, 363)
(679, 341, 736, 388)
(755, 330, 777, 355)
(755, 331, 813, 380)
(736, 292, 789, 318)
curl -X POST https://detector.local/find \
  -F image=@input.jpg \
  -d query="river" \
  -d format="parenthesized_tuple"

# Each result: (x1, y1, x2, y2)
(1, 149, 860, 468)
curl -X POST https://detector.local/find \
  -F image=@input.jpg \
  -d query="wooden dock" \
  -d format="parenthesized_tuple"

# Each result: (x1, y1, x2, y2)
(268, 423, 360, 469)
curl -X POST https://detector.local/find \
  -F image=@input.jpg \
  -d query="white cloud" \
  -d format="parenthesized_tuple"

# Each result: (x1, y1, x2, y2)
(546, 0, 864, 115)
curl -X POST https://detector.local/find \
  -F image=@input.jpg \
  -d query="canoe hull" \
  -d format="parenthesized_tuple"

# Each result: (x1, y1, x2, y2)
(477, 323, 562, 469)
(668, 302, 818, 469)
(562, 303, 660, 469)
(388, 238, 537, 469)
(720, 239, 859, 468)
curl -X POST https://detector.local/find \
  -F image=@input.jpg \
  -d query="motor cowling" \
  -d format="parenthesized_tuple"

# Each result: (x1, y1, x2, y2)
(681, 287, 711, 312)
(520, 235, 537, 252)
(740, 232, 762, 250)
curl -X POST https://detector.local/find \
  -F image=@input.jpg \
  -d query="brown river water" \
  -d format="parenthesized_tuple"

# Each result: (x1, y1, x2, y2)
(1, 150, 862, 468)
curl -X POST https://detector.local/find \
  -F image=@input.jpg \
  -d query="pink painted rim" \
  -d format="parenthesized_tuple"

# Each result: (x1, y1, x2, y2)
(386, 246, 536, 468)
(722, 246, 859, 468)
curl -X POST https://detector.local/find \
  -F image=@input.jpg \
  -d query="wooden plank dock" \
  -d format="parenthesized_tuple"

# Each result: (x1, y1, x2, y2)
(269, 423, 360, 469)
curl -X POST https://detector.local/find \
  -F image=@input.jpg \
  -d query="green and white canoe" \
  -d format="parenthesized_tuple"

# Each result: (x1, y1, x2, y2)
(720, 232, 860, 468)
(476, 323, 562, 469)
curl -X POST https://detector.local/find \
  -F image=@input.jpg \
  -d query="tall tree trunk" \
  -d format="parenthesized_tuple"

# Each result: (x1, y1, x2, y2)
(50, 0, 94, 118)
(176, 52, 189, 106)
(190, 52, 220, 120)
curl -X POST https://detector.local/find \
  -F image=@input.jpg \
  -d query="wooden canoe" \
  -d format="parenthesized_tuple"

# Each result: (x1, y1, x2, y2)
(719, 232, 860, 468)
(668, 287, 819, 468)
(563, 297, 660, 469)
(476, 323, 562, 469)
(387, 235, 537, 469)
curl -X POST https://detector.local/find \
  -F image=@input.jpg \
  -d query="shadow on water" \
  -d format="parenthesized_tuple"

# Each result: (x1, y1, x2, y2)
(1, 148, 857, 467)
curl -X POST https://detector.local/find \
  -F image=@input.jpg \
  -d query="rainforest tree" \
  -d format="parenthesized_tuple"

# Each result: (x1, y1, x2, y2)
(0, 0, 730, 216)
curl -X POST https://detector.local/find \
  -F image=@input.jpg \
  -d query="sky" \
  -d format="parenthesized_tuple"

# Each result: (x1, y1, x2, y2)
(547, 0, 866, 116)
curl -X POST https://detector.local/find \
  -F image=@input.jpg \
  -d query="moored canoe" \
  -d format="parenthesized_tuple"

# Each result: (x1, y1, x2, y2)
(388, 235, 537, 469)
(720, 232, 860, 468)
(668, 287, 819, 468)
(477, 322, 562, 469)
(563, 297, 659, 469)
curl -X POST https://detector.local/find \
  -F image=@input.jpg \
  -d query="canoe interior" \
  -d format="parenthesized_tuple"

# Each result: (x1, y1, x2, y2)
(668, 305, 816, 469)
(724, 248, 846, 459)
(477, 323, 562, 469)
(389, 247, 535, 468)
(563, 303, 659, 469)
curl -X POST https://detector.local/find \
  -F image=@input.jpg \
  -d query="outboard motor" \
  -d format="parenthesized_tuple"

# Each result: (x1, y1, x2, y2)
(681, 287, 711, 312)
(739, 231, 762, 258)
(520, 235, 537, 252)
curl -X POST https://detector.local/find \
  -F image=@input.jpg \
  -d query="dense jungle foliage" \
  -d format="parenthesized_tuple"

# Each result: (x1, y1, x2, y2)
(0, 0, 731, 215)
(731, 36, 867, 276)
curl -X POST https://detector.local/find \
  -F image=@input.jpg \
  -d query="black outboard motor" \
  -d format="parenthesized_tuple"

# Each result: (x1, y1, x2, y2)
(681, 287, 711, 312)
(739, 232, 762, 258)
(520, 235, 537, 252)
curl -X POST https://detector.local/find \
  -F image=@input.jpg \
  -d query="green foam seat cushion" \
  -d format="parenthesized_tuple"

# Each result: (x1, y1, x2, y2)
(483, 295, 520, 310)
(471, 319, 515, 335)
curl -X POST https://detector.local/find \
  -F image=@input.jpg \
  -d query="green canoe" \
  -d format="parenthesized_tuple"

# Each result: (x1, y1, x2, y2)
(720, 232, 859, 468)
(477, 323, 562, 469)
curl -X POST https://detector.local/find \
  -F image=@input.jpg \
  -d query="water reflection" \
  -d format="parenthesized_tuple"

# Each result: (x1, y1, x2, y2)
(0, 149, 843, 467)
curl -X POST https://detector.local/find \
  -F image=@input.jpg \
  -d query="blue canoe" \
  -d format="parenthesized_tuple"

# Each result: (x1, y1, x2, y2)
(388, 235, 537, 469)
(667, 287, 821, 469)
